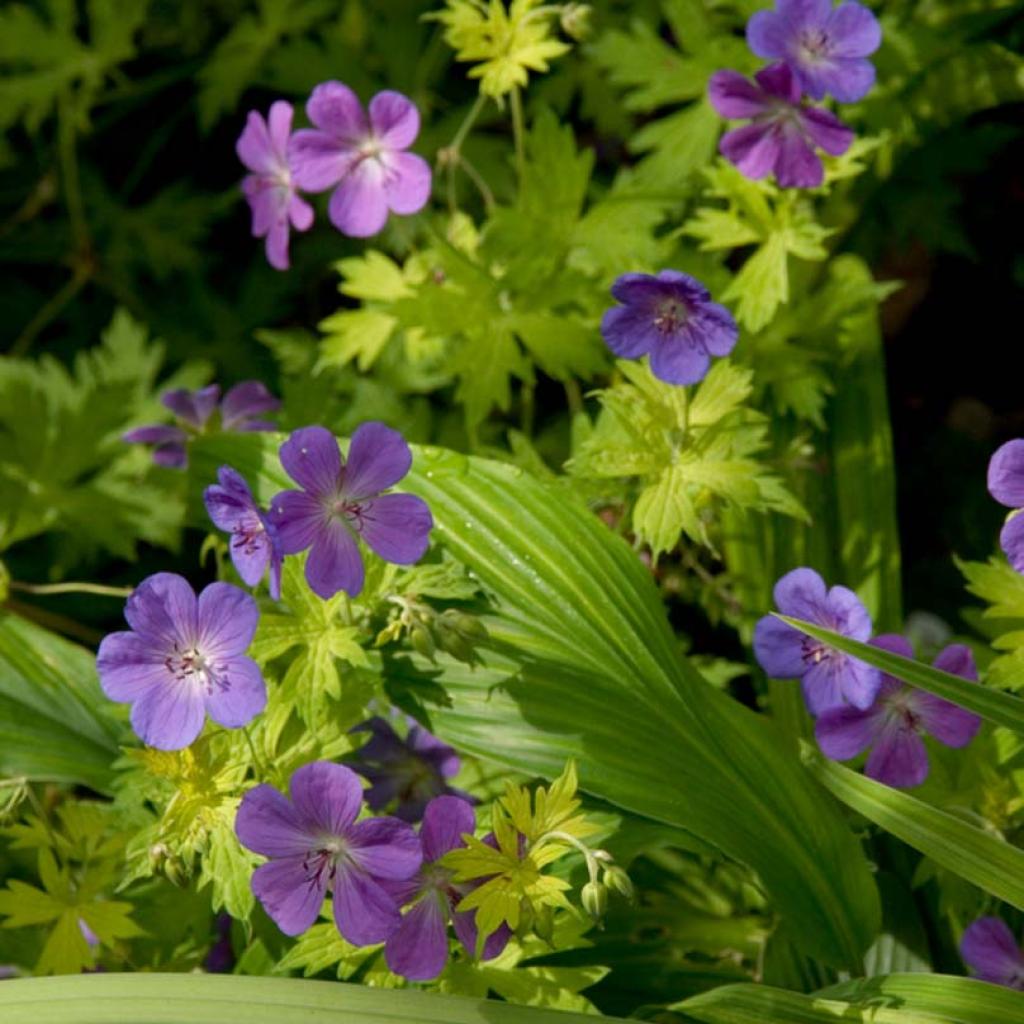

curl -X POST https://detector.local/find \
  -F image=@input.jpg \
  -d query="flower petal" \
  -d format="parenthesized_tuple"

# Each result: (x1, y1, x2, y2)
(826, 1, 882, 58)
(129, 679, 206, 751)
(419, 796, 475, 862)
(865, 720, 929, 788)
(356, 493, 433, 565)
(802, 107, 855, 156)
(268, 490, 324, 554)
(236, 111, 275, 175)
(600, 305, 659, 359)
(746, 11, 788, 60)
(369, 90, 421, 149)
(348, 816, 423, 880)
(289, 761, 364, 836)
(122, 425, 188, 446)
(289, 193, 314, 232)
(266, 100, 294, 158)
(280, 426, 342, 496)
(384, 893, 450, 981)
(755, 62, 802, 103)
(961, 917, 1024, 987)
(196, 582, 259, 657)
(383, 151, 432, 215)
(753, 615, 806, 679)
(124, 573, 197, 648)
(774, 128, 824, 189)
(692, 302, 738, 357)
(815, 704, 880, 760)
(96, 632, 170, 702)
(152, 443, 188, 469)
(817, 57, 876, 103)
(452, 906, 511, 961)
(328, 161, 389, 237)
(221, 382, 280, 429)
(720, 123, 781, 182)
(307, 80, 368, 141)
(235, 783, 313, 858)
(204, 655, 266, 729)
(708, 70, 770, 120)
(307, 519, 364, 599)
(826, 584, 873, 641)
(288, 128, 355, 192)
(332, 867, 400, 945)
(252, 855, 326, 936)
(988, 439, 1024, 508)
(773, 567, 829, 621)
(1000, 513, 1024, 574)
(162, 385, 220, 428)
(342, 421, 413, 498)
(649, 335, 710, 385)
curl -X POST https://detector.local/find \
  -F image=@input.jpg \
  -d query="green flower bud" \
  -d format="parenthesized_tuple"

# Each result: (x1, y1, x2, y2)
(560, 3, 592, 40)
(602, 864, 634, 902)
(581, 880, 607, 921)
(410, 622, 436, 660)
(436, 620, 476, 663)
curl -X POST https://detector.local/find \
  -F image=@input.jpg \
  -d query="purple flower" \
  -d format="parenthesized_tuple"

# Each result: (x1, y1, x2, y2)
(747, 0, 881, 103)
(237, 100, 314, 270)
(204, 466, 283, 601)
(268, 423, 433, 600)
(123, 381, 280, 470)
(708, 63, 854, 189)
(815, 635, 982, 787)
(384, 796, 509, 981)
(96, 573, 267, 750)
(349, 716, 470, 823)
(288, 82, 432, 238)
(962, 917, 1024, 989)
(235, 761, 422, 944)
(600, 271, 738, 386)
(753, 567, 880, 716)
(987, 439, 1024, 574)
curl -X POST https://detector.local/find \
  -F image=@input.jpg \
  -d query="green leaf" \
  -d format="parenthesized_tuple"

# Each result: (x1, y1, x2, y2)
(673, 973, 1024, 1023)
(0, 973, 631, 1022)
(778, 616, 1024, 735)
(959, 555, 1024, 690)
(0, 610, 120, 792)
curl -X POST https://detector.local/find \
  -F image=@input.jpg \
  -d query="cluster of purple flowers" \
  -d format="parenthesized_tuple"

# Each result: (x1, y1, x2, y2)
(234, 762, 507, 980)
(987, 439, 1024, 574)
(754, 567, 981, 788)
(709, 0, 881, 188)
(238, 83, 432, 269)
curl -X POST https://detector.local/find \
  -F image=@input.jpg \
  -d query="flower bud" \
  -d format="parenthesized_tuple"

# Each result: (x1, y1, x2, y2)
(560, 3, 592, 40)
(410, 622, 436, 661)
(581, 880, 607, 921)
(602, 864, 634, 902)
(436, 620, 476, 663)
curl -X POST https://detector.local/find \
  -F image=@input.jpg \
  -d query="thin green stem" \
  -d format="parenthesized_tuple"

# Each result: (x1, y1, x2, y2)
(564, 378, 583, 416)
(510, 87, 526, 183)
(58, 92, 88, 251)
(10, 267, 89, 357)
(11, 581, 133, 598)
(457, 154, 495, 213)
(441, 94, 489, 214)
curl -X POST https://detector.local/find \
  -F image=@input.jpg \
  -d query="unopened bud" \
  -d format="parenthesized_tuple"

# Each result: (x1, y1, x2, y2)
(436, 621, 476, 663)
(410, 622, 436, 661)
(602, 864, 634, 902)
(581, 880, 607, 921)
(560, 3, 592, 40)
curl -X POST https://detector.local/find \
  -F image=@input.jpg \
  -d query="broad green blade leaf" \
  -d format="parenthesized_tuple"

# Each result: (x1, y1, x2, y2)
(778, 615, 1024, 735)
(805, 750, 1024, 910)
(672, 974, 1024, 1023)
(0, 973, 630, 1024)
(191, 434, 880, 970)
(0, 610, 120, 793)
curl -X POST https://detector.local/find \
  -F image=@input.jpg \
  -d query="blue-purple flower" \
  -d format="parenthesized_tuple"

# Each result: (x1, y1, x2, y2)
(987, 439, 1024, 574)
(289, 83, 432, 238)
(384, 796, 510, 981)
(708, 63, 854, 189)
(747, 0, 881, 104)
(349, 716, 470, 823)
(123, 381, 280, 469)
(600, 271, 738, 386)
(754, 567, 880, 715)
(235, 761, 422, 944)
(237, 100, 314, 270)
(815, 635, 982, 787)
(961, 917, 1024, 990)
(268, 423, 433, 601)
(96, 573, 267, 750)
(204, 466, 283, 601)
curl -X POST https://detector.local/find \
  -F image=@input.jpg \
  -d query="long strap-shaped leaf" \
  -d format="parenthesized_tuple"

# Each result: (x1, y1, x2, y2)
(806, 750, 1024, 910)
(0, 973, 630, 1023)
(778, 615, 1024, 734)
(672, 974, 1024, 1023)
(191, 435, 879, 969)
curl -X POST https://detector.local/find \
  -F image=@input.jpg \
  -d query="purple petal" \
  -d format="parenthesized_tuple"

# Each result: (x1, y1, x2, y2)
(755, 62, 802, 103)
(826, 2, 882, 57)
(328, 161, 389, 237)
(289, 761, 364, 836)
(802, 655, 879, 715)
(265, 219, 291, 271)
(266, 100, 293, 156)
(268, 490, 324, 554)
(802, 107, 855, 156)
(693, 303, 738, 357)
(600, 305, 659, 359)
(196, 582, 259, 657)
(236, 110, 276, 175)
(384, 893, 449, 981)
(708, 70, 771, 120)
(289, 193, 314, 231)
(915, 691, 982, 749)
(280, 426, 342, 497)
(649, 335, 711, 385)
(124, 573, 197, 648)
(816, 58, 876, 104)
(988, 440, 1024, 508)
(96, 632, 170, 702)
(252, 855, 325, 936)
(221, 381, 280, 429)
(409, 725, 460, 778)
(204, 655, 266, 729)
(369, 90, 421, 149)
(609, 272, 662, 306)
(307, 80, 368, 141)
(162, 385, 220, 429)
(720, 123, 781, 182)
(774, 128, 824, 189)
(307, 519, 364, 599)
(776, 0, 831, 23)
(746, 11, 788, 60)
(230, 525, 273, 590)
(826, 584, 873, 641)
(420, 796, 475, 863)
(865, 720, 929, 787)
(871, 632, 914, 661)
(122, 424, 188, 446)
(356, 493, 433, 565)
(383, 151, 432, 216)
(243, 177, 284, 238)
(773, 567, 829, 621)
(152, 443, 188, 469)
(452, 905, 511, 961)
(332, 868, 400, 945)
(961, 917, 1024, 987)
(348, 817, 423, 880)
(753, 615, 806, 679)
(815, 705, 880, 760)
(1000, 513, 1024, 574)
(932, 643, 979, 682)
(288, 128, 356, 192)
(342, 421, 413, 498)
(236, 784, 314, 857)
(129, 679, 206, 750)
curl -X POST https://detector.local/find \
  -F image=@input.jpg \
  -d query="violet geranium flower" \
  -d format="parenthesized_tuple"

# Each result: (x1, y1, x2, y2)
(600, 271, 738, 386)
(268, 423, 433, 600)
(237, 100, 314, 270)
(235, 761, 422, 944)
(815, 635, 982, 787)
(288, 82, 432, 238)
(747, 0, 882, 103)
(204, 466, 284, 600)
(961, 917, 1024, 990)
(349, 716, 471, 823)
(708, 63, 854, 189)
(123, 381, 280, 469)
(384, 796, 510, 981)
(753, 567, 880, 715)
(96, 573, 267, 750)
(987, 439, 1024, 574)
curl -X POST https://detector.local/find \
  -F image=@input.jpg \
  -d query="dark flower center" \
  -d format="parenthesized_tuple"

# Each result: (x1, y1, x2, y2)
(883, 690, 922, 733)
(302, 837, 350, 892)
(800, 636, 832, 667)
(232, 517, 266, 556)
(331, 497, 367, 531)
(165, 644, 227, 695)
(653, 298, 688, 335)
(799, 28, 832, 60)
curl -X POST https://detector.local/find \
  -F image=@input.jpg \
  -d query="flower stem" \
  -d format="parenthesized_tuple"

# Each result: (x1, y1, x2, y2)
(441, 94, 489, 214)
(10, 581, 133, 598)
